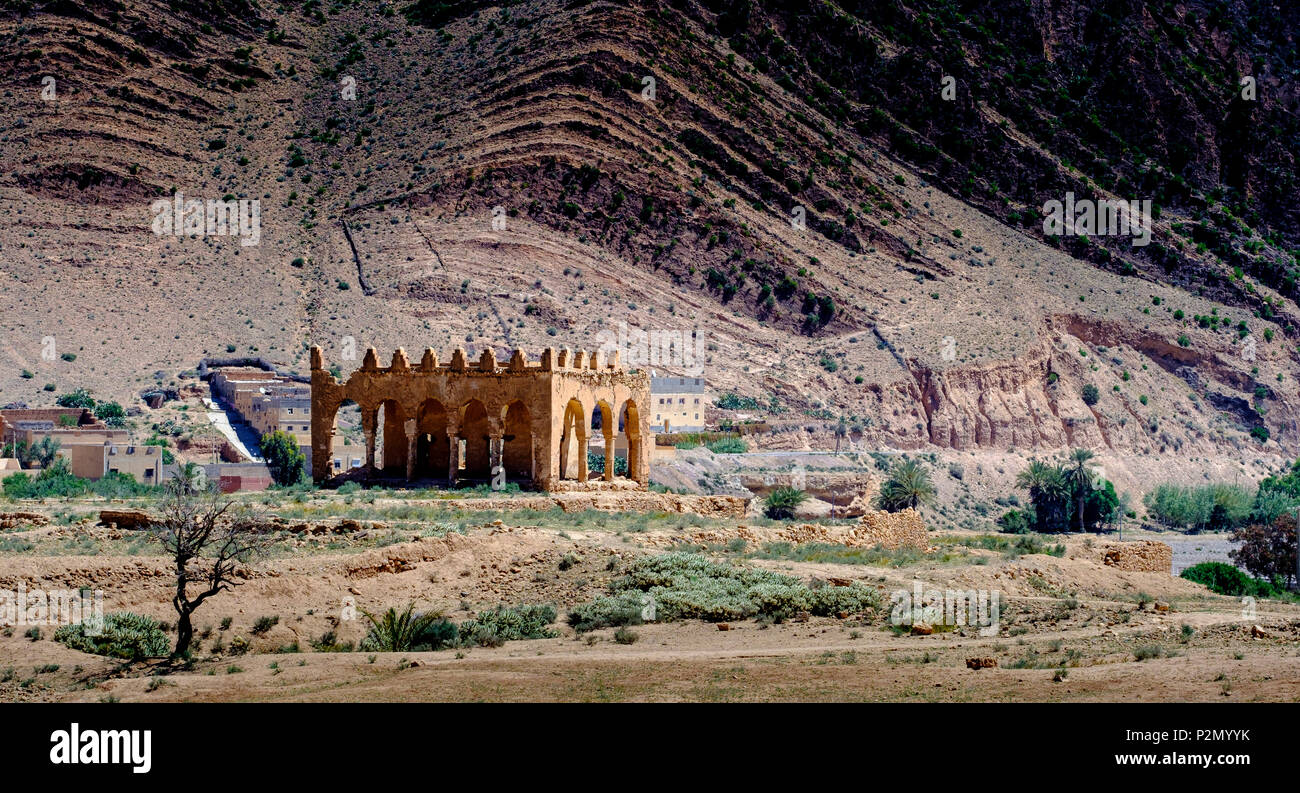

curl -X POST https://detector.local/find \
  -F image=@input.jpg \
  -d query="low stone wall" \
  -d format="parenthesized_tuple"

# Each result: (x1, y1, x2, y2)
(642, 508, 928, 549)
(851, 508, 928, 549)
(1100, 540, 1173, 574)
(0, 512, 48, 529)
(97, 510, 153, 530)
(555, 492, 747, 517)
(420, 492, 748, 517)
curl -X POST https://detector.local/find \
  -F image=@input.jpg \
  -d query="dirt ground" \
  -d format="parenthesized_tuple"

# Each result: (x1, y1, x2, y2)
(1, 496, 1297, 702)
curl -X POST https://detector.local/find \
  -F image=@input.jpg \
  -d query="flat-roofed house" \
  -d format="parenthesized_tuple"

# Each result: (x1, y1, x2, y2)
(650, 376, 708, 432)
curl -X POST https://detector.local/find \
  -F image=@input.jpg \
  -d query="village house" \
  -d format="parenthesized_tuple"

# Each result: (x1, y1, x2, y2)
(0, 408, 149, 481)
(650, 376, 709, 433)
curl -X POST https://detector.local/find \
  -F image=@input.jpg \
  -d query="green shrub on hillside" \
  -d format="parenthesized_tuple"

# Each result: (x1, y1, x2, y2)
(1179, 562, 1279, 598)
(54, 612, 170, 660)
(1143, 483, 1253, 532)
(566, 591, 646, 633)
(568, 552, 880, 631)
(458, 604, 558, 646)
(705, 437, 748, 454)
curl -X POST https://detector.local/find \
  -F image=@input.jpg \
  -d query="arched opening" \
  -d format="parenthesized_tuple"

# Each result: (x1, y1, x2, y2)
(588, 401, 614, 480)
(502, 400, 532, 483)
(378, 399, 407, 474)
(459, 399, 491, 479)
(415, 399, 448, 479)
(559, 399, 585, 480)
(620, 400, 642, 481)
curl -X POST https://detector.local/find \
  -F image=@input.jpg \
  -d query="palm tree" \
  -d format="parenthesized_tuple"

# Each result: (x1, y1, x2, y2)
(358, 603, 455, 652)
(1016, 459, 1069, 531)
(1065, 448, 1096, 533)
(876, 459, 936, 512)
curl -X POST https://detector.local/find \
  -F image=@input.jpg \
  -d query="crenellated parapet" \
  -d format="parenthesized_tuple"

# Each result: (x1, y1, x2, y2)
(310, 345, 632, 377)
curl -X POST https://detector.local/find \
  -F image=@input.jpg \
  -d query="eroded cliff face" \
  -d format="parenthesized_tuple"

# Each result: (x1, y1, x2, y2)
(835, 310, 1291, 456)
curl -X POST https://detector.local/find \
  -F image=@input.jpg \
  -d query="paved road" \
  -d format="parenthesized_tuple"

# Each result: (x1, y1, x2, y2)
(204, 397, 263, 462)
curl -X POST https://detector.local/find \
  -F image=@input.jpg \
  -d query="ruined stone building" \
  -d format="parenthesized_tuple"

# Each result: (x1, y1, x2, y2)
(309, 345, 651, 491)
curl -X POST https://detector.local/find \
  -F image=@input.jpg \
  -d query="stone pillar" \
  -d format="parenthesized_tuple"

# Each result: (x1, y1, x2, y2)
(361, 408, 377, 474)
(404, 418, 418, 481)
(577, 431, 589, 481)
(311, 408, 333, 484)
(446, 426, 460, 487)
(490, 431, 504, 485)
(603, 427, 615, 481)
(625, 434, 639, 482)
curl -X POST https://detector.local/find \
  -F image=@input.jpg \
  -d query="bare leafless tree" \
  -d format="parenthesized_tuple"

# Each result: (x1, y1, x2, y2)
(150, 466, 269, 659)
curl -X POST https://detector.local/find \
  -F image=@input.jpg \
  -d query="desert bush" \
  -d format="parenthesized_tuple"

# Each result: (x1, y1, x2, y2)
(458, 604, 558, 646)
(572, 552, 880, 627)
(310, 631, 355, 653)
(1133, 644, 1167, 661)
(250, 615, 279, 635)
(566, 591, 646, 633)
(705, 436, 748, 454)
(54, 612, 170, 660)
(997, 508, 1033, 534)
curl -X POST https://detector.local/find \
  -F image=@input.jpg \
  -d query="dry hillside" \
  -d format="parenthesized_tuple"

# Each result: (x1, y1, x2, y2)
(1, 0, 1298, 465)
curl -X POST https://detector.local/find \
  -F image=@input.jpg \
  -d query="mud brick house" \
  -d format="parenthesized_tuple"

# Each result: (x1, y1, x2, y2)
(309, 345, 652, 491)
(0, 408, 151, 481)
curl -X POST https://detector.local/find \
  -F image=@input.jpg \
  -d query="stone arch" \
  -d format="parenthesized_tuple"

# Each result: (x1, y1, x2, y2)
(589, 400, 614, 480)
(559, 399, 586, 480)
(459, 399, 491, 479)
(378, 399, 407, 473)
(620, 399, 643, 481)
(416, 399, 449, 479)
(501, 400, 532, 482)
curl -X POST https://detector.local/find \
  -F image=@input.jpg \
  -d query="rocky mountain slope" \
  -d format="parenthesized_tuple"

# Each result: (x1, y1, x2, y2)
(1, 0, 1297, 461)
